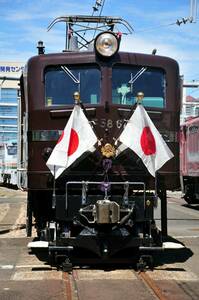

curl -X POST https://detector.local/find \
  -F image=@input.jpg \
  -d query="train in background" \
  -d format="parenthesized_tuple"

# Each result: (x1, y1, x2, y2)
(180, 116, 199, 204)
(18, 15, 181, 269)
(0, 140, 17, 185)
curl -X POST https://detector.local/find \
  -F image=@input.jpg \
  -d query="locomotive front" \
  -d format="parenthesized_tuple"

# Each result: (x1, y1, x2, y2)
(18, 16, 181, 268)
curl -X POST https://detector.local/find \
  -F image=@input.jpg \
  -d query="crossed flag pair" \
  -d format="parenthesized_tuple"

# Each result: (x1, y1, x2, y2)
(46, 104, 173, 179)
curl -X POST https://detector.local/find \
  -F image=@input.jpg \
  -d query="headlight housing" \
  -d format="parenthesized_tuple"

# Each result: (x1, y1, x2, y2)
(94, 31, 120, 57)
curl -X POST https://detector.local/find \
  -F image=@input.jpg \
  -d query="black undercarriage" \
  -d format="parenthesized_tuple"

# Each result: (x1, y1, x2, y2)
(28, 181, 163, 270)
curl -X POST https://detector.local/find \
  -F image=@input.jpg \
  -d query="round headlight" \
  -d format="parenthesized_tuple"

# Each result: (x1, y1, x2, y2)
(94, 31, 119, 57)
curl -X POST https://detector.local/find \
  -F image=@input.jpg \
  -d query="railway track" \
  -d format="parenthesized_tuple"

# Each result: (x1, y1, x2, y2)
(0, 260, 198, 299)
(1, 189, 199, 299)
(61, 267, 199, 300)
(0, 226, 198, 299)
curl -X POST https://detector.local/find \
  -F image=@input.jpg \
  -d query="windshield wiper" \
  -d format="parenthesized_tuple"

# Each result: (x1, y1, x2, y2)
(128, 67, 147, 85)
(61, 65, 80, 84)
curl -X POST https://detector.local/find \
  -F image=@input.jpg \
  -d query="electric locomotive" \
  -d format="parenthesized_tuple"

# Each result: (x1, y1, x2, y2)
(18, 16, 181, 268)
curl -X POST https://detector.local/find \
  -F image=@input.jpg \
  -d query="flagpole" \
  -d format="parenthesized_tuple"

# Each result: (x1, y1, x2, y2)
(73, 91, 87, 114)
(73, 91, 99, 142)
(52, 165, 56, 209)
(154, 171, 158, 206)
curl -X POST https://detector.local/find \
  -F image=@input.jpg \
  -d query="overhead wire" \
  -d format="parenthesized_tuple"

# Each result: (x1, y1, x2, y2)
(134, 21, 177, 34)
(134, 17, 196, 35)
(134, 0, 198, 35)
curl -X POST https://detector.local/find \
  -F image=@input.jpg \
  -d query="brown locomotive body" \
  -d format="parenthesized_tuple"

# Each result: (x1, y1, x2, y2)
(18, 16, 181, 269)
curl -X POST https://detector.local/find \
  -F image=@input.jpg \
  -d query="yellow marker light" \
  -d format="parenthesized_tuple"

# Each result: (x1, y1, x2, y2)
(73, 91, 80, 104)
(136, 92, 144, 104)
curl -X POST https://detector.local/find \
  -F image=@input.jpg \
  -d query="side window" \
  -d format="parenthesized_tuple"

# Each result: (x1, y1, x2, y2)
(45, 65, 101, 106)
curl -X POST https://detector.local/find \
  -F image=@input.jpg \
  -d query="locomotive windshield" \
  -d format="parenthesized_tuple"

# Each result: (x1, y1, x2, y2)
(45, 65, 100, 106)
(112, 65, 166, 108)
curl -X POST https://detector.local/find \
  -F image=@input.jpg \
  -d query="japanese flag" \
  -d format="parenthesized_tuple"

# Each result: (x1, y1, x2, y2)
(118, 104, 174, 177)
(46, 105, 97, 179)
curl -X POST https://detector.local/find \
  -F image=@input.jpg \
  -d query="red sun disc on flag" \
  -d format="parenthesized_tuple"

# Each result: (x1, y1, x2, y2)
(68, 129, 79, 156)
(140, 126, 156, 155)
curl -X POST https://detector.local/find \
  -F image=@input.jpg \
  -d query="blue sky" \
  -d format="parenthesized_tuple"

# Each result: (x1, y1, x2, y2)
(0, 0, 198, 83)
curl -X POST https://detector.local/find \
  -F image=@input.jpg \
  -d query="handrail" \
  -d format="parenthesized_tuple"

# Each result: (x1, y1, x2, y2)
(47, 15, 134, 34)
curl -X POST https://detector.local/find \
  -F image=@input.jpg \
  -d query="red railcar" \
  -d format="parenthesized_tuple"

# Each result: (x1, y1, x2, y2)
(180, 116, 199, 204)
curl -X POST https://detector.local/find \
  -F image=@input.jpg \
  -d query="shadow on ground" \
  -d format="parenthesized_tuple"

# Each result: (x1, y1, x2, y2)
(150, 235, 193, 267)
(182, 204, 199, 211)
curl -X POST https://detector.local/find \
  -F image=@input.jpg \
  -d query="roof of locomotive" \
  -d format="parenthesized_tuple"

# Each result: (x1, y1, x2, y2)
(26, 50, 179, 73)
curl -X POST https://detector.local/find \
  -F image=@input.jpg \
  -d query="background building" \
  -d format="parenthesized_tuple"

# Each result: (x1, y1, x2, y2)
(0, 62, 24, 144)
(0, 62, 24, 185)
(181, 81, 199, 124)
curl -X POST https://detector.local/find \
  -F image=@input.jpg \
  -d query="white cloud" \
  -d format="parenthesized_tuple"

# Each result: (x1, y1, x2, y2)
(120, 34, 199, 79)
(3, 1, 91, 22)
(0, 0, 198, 82)
(120, 35, 182, 58)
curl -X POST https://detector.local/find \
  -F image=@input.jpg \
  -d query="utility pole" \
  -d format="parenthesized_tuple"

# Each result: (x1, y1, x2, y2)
(190, 0, 197, 23)
(176, 0, 197, 25)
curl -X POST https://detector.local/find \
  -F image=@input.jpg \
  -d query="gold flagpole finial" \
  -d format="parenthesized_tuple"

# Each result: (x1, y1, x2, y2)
(136, 92, 144, 104)
(73, 91, 81, 105)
